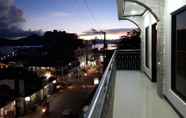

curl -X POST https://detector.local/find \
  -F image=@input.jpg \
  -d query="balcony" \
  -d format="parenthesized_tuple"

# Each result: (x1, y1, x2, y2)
(85, 50, 179, 118)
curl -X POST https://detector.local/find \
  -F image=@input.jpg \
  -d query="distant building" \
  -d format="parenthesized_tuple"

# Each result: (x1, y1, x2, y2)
(0, 67, 55, 116)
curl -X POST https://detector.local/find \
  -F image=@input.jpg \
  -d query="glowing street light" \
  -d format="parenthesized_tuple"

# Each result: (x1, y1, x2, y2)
(84, 73, 88, 77)
(52, 80, 57, 84)
(42, 108, 47, 113)
(25, 96, 31, 102)
(94, 78, 99, 85)
(80, 62, 86, 68)
(44, 72, 52, 79)
(100, 55, 104, 62)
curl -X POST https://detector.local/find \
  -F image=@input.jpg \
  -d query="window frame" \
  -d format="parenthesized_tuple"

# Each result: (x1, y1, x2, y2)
(171, 5, 186, 102)
(145, 26, 150, 68)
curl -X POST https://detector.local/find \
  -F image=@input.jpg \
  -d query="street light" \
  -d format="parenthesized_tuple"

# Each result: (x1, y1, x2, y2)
(80, 61, 86, 68)
(52, 80, 57, 84)
(94, 78, 99, 85)
(91, 29, 107, 50)
(25, 96, 31, 102)
(44, 72, 52, 80)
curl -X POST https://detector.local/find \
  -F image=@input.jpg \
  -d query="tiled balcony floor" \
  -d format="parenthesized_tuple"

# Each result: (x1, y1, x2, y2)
(113, 71, 179, 118)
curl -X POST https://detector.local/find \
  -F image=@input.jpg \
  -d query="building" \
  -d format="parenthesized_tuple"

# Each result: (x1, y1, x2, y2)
(0, 85, 16, 118)
(84, 0, 186, 118)
(0, 67, 55, 116)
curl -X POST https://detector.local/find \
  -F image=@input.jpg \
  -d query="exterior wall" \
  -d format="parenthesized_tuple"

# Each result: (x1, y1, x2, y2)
(17, 83, 54, 116)
(156, 0, 165, 98)
(163, 0, 186, 117)
(142, 11, 157, 79)
(118, 0, 186, 117)
(0, 101, 16, 118)
(138, 0, 186, 116)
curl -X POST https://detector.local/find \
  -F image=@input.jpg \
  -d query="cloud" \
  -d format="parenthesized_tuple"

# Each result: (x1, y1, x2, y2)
(49, 11, 70, 17)
(0, 0, 39, 38)
(80, 28, 134, 36)
(0, 0, 25, 30)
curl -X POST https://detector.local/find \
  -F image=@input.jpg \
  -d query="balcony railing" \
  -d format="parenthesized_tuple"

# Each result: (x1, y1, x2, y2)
(84, 50, 141, 118)
(116, 50, 140, 70)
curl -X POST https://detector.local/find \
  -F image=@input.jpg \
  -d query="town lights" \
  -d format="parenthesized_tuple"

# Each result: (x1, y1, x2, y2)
(42, 108, 46, 113)
(100, 56, 104, 62)
(80, 62, 86, 68)
(52, 80, 57, 84)
(44, 85, 49, 89)
(84, 73, 88, 76)
(94, 78, 99, 85)
(56, 85, 61, 89)
(13, 101, 16, 105)
(87, 61, 96, 66)
(92, 61, 96, 66)
(25, 96, 31, 102)
(44, 72, 52, 79)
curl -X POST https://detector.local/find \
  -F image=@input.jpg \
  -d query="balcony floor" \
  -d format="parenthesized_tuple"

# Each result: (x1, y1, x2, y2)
(113, 71, 179, 118)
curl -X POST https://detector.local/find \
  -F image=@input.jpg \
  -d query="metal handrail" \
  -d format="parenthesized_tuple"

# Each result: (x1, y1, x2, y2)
(86, 50, 116, 118)
(116, 49, 140, 52)
(85, 49, 140, 118)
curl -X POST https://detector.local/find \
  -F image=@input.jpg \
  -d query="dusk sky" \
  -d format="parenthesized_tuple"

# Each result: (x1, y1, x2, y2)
(15, 0, 136, 38)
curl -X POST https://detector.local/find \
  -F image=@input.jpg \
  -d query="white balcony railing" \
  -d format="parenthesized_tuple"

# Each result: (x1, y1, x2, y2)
(84, 50, 141, 118)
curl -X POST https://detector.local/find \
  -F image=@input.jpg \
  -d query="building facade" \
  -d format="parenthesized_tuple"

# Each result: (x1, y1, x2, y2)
(117, 0, 186, 117)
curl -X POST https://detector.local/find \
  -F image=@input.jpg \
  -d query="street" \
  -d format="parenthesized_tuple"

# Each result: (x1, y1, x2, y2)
(22, 57, 102, 118)
(22, 84, 95, 118)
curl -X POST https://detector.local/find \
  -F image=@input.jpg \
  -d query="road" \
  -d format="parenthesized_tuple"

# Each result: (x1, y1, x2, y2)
(23, 59, 102, 118)
(22, 84, 95, 118)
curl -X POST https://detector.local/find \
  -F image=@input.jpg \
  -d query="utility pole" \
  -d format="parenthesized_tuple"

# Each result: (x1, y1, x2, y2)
(92, 29, 107, 69)
(101, 31, 107, 70)
(102, 31, 107, 50)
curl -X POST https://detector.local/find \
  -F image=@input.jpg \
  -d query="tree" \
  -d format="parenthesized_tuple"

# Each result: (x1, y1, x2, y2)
(118, 29, 141, 49)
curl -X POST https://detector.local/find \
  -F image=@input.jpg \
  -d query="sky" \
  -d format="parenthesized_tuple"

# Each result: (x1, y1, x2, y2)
(12, 0, 136, 39)
(15, 0, 136, 31)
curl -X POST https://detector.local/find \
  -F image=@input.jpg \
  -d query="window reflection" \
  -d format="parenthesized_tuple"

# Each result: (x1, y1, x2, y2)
(172, 7, 186, 101)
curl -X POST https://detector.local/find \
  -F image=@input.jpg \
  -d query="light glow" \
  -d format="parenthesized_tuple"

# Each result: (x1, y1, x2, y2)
(52, 80, 57, 84)
(84, 73, 88, 76)
(25, 97, 31, 102)
(80, 62, 86, 68)
(131, 10, 137, 15)
(94, 78, 99, 85)
(42, 108, 46, 113)
(45, 72, 52, 79)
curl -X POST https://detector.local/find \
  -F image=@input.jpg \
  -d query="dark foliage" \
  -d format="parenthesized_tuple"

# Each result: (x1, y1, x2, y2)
(0, 30, 84, 66)
(43, 30, 84, 65)
(118, 30, 141, 49)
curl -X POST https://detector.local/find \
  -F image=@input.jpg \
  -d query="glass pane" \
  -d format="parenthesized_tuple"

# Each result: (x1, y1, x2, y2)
(172, 7, 186, 101)
(123, 1, 146, 16)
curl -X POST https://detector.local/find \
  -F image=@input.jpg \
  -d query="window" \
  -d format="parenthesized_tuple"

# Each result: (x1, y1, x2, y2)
(172, 5, 186, 102)
(145, 27, 149, 68)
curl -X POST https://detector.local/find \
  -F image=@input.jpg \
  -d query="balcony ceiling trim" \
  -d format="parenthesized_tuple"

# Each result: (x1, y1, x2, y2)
(117, 0, 159, 21)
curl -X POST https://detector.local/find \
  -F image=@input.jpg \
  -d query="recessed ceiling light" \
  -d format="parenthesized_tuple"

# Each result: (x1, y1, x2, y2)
(131, 10, 137, 15)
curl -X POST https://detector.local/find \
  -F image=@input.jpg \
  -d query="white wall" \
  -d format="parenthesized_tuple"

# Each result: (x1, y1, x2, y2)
(118, 0, 186, 116)
(142, 11, 157, 79)
(163, 0, 186, 117)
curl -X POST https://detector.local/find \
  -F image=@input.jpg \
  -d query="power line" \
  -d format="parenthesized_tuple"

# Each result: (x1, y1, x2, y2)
(76, 0, 103, 39)
(83, 0, 99, 29)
